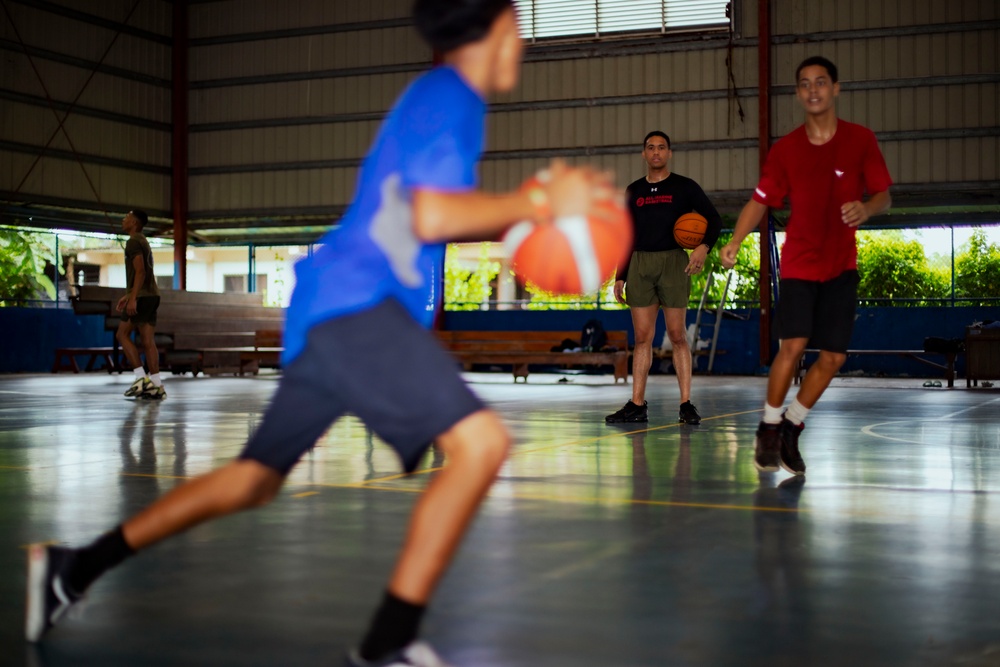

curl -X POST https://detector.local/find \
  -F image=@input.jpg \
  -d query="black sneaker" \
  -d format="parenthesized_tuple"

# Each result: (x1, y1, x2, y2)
(779, 419, 807, 475)
(345, 640, 453, 666)
(678, 401, 701, 425)
(753, 421, 782, 473)
(605, 400, 648, 423)
(25, 545, 82, 642)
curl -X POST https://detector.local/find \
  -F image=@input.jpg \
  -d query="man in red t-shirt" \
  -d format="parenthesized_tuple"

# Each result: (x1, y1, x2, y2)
(720, 56, 892, 475)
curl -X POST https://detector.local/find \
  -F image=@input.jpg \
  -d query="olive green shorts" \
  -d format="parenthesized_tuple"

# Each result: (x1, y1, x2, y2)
(625, 250, 691, 309)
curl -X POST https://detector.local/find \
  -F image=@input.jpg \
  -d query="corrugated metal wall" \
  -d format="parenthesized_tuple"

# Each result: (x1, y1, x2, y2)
(2, 0, 997, 239)
(0, 0, 172, 230)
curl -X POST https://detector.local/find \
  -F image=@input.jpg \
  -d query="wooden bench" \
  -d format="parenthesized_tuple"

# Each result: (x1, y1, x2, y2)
(51, 347, 118, 373)
(796, 349, 959, 388)
(67, 285, 285, 376)
(238, 330, 284, 376)
(436, 330, 630, 383)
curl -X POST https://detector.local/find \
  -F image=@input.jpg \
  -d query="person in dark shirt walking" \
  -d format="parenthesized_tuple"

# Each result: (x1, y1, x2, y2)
(117, 209, 165, 400)
(606, 131, 722, 425)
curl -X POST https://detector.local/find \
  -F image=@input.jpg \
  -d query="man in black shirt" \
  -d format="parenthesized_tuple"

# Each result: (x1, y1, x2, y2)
(606, 131, 722, 425)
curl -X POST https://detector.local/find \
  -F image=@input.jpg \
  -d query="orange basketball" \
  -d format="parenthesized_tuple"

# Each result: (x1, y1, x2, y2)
(503, 198, 633, 295)
(673, 211, 708, 249)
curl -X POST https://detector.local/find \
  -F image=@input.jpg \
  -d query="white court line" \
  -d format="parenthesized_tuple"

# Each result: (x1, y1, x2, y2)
(861, 397, 1000, 445)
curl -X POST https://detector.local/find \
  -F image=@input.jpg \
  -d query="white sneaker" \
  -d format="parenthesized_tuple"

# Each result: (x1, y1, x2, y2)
(141, 384, 167, 400)
(345, 641, 453, 667)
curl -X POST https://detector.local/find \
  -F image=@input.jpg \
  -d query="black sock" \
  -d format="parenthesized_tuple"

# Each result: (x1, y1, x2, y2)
(358, 591, 426, 662)
(65, 525, 135, 594)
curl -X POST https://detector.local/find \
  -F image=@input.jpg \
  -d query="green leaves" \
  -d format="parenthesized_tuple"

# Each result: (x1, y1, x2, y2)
(955, 229, 1000, 305)
(0, 228, 59, 306)
(856, 230, 950, 306)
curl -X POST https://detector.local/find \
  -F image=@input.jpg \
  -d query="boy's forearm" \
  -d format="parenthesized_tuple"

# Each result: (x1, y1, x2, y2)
(412, 189, 538, 242)
(131, 267, 145, 299)
(730, 199, 768, 246)
(865, 190, 891, 218)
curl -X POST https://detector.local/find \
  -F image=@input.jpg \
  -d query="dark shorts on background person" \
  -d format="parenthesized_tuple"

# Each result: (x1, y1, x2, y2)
(774, 270, 859, 353)
(625, 249, 691, 309)
(123, 296, 160, 325)
(239, 298, 485, 475)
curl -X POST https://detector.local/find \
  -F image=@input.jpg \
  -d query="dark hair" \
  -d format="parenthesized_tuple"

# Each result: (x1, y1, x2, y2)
(643, 131, 670, 149)
(795, 56, 838, 84)
(413, 0, 514, 53)
(130, 209, 148, 229)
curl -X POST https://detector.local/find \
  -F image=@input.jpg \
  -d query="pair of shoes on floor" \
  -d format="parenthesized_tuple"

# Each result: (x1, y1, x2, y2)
(346, 641, 452, 667)
(922, 380, 942, 388)
(753, 418, 806, 475)
(25, 545, 83, 642)
(605, 400, 703, 425)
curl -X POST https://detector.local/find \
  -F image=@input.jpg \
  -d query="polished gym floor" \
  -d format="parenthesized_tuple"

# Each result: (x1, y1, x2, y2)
(1, 370, 998, 666)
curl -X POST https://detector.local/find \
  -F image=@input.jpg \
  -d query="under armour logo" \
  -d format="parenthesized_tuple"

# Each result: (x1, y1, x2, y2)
(650, 187, 657, 192)
(835, 169, 845, 177)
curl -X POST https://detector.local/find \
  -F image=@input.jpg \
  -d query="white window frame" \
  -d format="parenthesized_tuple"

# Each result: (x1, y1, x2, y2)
(513, 0, 732, 43)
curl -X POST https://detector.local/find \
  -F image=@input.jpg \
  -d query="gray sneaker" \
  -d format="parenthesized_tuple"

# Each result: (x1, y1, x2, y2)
(25, 545, 82, 642)
(345, 641, 453, 667)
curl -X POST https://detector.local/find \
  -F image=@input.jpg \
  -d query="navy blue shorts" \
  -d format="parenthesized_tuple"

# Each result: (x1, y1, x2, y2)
(774, 270, 859, 353)
(239, 299, 484, 475)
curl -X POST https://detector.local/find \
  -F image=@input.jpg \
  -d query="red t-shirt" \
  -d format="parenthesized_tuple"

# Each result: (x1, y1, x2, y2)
(752, 120, 893, 281)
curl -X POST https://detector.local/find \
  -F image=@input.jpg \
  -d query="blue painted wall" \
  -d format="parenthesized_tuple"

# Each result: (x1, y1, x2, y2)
(1, 305, 996, 376)
(0, 308, 111, 373)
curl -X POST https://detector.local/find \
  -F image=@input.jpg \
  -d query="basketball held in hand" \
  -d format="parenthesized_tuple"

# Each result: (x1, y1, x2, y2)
(504, 198, 633, 296)
(673, 211, 708, 249)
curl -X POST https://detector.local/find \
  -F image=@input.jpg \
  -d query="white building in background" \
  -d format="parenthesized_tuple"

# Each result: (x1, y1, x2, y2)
(72, 244, 309, 308)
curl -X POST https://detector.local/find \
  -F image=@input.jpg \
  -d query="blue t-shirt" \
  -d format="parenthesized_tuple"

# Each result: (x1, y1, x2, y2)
(282, 66, 486, 364)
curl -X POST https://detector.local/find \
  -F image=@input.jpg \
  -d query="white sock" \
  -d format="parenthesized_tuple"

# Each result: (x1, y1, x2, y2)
(133, 367, 146, 380)
(785, 398, 811, 425)
(149, 373, 162, 387)
(762, 402, 784, 424)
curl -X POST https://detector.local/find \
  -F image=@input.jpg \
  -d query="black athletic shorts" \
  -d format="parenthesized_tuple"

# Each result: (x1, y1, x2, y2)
(123, 296, 160, 325)
(774, 270, 859, 353)
(239, 298, 485, 475)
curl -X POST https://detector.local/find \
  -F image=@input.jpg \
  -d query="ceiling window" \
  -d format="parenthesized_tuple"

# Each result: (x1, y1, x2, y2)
(514, 0, 731, 42)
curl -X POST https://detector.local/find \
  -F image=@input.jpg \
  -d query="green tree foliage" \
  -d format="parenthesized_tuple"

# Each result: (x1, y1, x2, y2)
(689, 231, 761, 308)
(444, 242, 500, 310)
(955, 228, 1000, 305)
(0, 227, 60, 306)
(521, 273, 619, 310)
(856, 230, 949, 305)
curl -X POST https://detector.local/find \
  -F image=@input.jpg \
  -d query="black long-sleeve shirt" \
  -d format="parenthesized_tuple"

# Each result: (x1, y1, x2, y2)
(616, 173, 723, 281)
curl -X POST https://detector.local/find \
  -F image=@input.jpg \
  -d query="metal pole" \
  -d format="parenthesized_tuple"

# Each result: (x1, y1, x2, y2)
(172, 0, 189, 290)
(950, 225, 956, 306)
(757, 0, 772, 366)
(248, 244, 255, 293)
(54, 232, 60, 308)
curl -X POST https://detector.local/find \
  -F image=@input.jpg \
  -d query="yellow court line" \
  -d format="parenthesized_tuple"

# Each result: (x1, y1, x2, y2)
(120, 472, 191, 480)
(291, 491, 319, 498)
(358, 407, 763, 486)
(316, 482, 812, 514)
